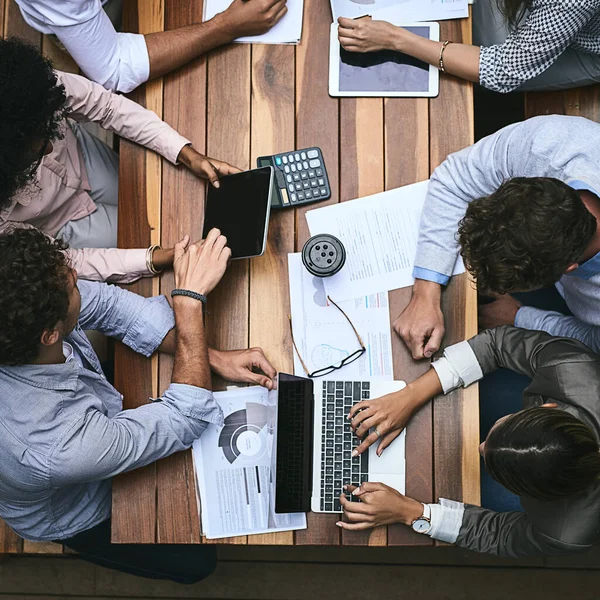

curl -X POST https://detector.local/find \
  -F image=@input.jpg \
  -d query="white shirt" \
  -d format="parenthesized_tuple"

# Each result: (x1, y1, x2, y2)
(15, 0, 150, 93)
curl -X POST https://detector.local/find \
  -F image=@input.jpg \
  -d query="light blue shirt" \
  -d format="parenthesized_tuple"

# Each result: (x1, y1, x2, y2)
(412, 115, 600, 353)
(0, 280, 223, 542)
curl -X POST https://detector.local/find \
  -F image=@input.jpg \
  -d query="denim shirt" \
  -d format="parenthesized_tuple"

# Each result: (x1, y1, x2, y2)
(0, 280, 223, 542)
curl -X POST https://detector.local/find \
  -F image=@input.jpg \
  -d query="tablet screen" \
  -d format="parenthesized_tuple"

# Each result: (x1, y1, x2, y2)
(203, 167, 273, 259)
(339, 26, 430, 93)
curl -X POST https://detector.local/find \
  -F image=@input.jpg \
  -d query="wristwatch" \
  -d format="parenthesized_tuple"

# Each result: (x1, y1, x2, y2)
(411, 503, 432, 535)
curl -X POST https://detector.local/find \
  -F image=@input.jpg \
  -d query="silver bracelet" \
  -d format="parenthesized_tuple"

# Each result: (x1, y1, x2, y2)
(146, 244, 163, 275)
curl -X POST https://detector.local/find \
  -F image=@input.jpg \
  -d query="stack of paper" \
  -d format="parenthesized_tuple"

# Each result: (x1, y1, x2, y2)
(203, 0, 303, 44)
(305, 180, 465, 302)
(192, 386, 307, 539)
(330, 0, 468, 22)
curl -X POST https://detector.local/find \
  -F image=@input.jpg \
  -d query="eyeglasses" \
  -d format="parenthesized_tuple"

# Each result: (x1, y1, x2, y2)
(289, 296, 366, 378)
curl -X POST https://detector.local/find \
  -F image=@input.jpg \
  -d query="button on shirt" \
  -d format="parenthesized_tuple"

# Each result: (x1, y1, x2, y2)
(15, 0, 150, 93)
(0, 280, 223, 542)
(0, 71, 191, 284)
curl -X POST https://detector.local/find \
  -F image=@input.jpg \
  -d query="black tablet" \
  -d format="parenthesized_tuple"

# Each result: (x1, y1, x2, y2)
(202, 167, 274, 259)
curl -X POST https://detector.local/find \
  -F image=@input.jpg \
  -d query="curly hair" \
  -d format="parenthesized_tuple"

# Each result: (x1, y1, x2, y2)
(485, 407, 600, 501)
(0, 37, 67, 211)
(0, 228, 71, 365)
(458, 177, 597, 294)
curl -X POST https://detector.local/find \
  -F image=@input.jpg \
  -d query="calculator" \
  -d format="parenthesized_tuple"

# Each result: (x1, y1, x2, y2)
(257, 147, 331, 208)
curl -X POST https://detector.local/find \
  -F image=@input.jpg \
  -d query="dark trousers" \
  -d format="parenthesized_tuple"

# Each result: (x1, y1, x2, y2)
(478, 287, 572, 512)
(58, 519, 217, 585)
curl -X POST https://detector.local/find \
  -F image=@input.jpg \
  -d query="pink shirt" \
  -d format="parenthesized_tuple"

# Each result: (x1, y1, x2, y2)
(0, 71, 191, 283)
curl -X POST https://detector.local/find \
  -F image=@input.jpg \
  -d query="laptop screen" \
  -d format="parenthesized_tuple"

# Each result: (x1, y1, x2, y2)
(274, 373, 314, 513)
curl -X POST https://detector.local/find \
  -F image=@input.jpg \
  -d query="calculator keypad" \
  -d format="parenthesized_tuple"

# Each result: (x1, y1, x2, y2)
(272, 148, 330, 207)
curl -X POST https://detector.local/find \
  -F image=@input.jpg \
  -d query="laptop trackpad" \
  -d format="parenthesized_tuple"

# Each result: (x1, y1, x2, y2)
(369, 472, 405, 494)
(367, 431, 405, 474)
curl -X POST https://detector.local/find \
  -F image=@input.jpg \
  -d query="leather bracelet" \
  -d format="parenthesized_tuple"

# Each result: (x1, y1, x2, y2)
(439, 40, 452, 74)
(146, 244, 163, 275)
(171, 288, 208, 305)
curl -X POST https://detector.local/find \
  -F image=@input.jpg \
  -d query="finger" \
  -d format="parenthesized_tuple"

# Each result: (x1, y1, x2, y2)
(244, 370, 275, 390)
(348, 400, 370, 420)
(354, 415, 377, 438)
(215, 161, 242, 175)
(212, 233, 228, 256)
(339, 36, 360, 48)
(345, 484, 368, 498)
(352, 430, 379, 456)
(338, 28, 358, 39)
(344, 509, 374, 523)
(339, 494, 369, 514)
(271, 4, 287, 25)
(338, 17, 357, 29)
(204, 228, 221, 248)
(424, 326, 444, 359)
(202, 160, 220, 188)
(344, 484, 359, 494)
(174, 235, 190, 262)
(221, 246, 232, 262)
(335, 521, 372, 531)
(250, 348, 277, 379)
(376, 430, 401, 456)
(409, 332, 427, 360)
(350, 406, 374, 431)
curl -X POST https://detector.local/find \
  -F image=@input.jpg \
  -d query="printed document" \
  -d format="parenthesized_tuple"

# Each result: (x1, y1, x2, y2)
(288, 253, 393, 380)
(192, 386, 307, 539)
(330, 0, 468, 22)
(305, 180, 464, 301)
(203, 0, 303, 44)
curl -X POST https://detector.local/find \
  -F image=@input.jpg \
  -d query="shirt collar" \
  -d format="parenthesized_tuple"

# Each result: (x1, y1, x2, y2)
(565, 180, 600, 280)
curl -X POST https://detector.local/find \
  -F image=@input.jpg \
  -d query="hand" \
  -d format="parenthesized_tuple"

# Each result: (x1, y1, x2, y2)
(337, 483, 424, 530)
(338, 17, 400, 53)
(478, 295, 522, 330)
(209, 348, 277, 390)
(173, 229, 231, 297)
(177, 145, 241, 188)
(393, 280, 444, 360)
(219, 0, 288, 38)
(348, 388, 420, 457)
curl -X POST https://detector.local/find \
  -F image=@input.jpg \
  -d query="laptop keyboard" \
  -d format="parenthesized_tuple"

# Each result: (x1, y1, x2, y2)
(320, 380, 370, 512)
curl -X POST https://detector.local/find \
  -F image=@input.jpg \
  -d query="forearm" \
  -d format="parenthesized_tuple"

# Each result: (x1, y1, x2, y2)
(172, 297, 212, 389)
(392, 27, 480, 83)
(146, 17, 233, 80)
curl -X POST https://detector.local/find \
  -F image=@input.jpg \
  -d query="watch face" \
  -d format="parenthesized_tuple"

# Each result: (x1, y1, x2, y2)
(413, 518, 431, 534)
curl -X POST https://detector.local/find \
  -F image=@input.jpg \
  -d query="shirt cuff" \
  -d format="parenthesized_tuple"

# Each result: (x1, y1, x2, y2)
(114, 32, 150, 93)
(514, 305, 538, 329)
(159, 131, 193, 165)
(431, 340, 483, 393)
(122, 295, 174, 357)
(413, 266, 450, 286)
(161, 383, 224, 425)
(428, 498, 465, 543)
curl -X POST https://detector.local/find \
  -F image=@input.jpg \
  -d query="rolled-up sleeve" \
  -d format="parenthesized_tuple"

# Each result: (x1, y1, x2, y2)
(49, 383, 224, 486)
(67, 247, 151, 283)
(77, 279, 174, 356)
(57, 71, 191, 164)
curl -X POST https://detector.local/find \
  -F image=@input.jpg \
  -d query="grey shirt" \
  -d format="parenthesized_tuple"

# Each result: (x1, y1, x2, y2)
(435, 326, 600, 557)
(415, 115, 600, 352)
(0, 280, 223, 542)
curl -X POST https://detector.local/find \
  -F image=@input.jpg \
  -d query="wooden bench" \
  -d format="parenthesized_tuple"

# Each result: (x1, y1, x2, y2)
(525, 87, 600, 120)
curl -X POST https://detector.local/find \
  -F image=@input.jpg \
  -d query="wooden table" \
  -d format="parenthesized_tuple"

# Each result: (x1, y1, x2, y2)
(112, 0, 479, 546)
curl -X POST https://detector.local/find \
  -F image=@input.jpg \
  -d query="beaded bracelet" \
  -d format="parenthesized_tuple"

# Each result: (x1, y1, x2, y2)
(171, 288, 208, 305)
(439, 40, 452, 74)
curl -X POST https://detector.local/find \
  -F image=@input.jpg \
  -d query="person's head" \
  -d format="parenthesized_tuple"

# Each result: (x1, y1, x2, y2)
(0, 37, 67, 211)
(458, 177, 597, 294)
(496, 0, 533, 26)
(0, 228, 80, 365)
(481, 406, 600, 501)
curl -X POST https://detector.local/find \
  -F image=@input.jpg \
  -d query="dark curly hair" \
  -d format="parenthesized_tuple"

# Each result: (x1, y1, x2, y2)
(485, 407, 600, 501)
(458, 177, 597, 294)
(0, 37, 67, 211)
(0, 228, 71, 365)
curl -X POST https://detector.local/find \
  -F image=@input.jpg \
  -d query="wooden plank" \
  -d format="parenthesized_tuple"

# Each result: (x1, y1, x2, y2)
(0, 523, 22, 554)
(294, 0, 340, 546)
(155, 0, 205, 545)
(524, 91, 565, 118)
(22, 540, 63, 554)
(247, 44, 296, 546)
(203, 38, 252, 547)
(4, 0, 40, 45)
(384, 97, 433, 546)
(339, 96, 386, 547)
(111, 0, 163, 544)
(564, 86, 600, 121)
(430, 15, 479, 514)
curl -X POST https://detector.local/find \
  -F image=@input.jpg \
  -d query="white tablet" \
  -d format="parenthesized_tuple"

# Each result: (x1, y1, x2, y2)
(329, 22, 440, 98)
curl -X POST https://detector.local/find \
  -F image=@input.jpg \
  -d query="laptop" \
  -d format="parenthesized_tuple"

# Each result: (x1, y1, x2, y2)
(273, 373, 406, 514)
